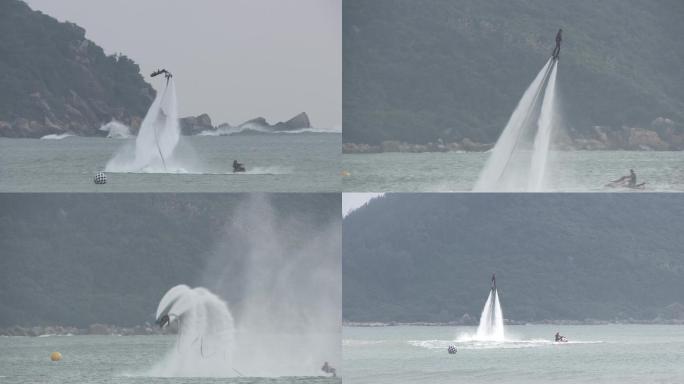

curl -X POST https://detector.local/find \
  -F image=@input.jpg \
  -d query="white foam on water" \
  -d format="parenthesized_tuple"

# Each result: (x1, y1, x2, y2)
(409, 337, 604, 350)
(99, 120, 133, 139)
(40, 133, 74, 140)
(243, 166, 292, 175)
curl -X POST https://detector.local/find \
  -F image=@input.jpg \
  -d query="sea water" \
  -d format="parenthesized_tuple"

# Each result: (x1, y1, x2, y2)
(342, 324, 684, 383)
(0, 335, 340, 384)
(341, 151, 684, 192)
(0, 134, 340, 192)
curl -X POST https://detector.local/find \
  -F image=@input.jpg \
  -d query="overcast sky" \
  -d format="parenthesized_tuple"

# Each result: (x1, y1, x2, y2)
(26, 0, 341, 129)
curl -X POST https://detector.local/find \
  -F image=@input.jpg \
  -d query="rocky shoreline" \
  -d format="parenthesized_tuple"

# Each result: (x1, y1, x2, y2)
(343, 138, 494, 154)
(344, 318, 684, 327)
(343, 119, 684, 153)
(344, 303, 684, 326)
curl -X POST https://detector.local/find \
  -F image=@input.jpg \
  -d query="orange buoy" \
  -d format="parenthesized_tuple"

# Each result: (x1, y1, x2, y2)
(50, 351, 62, 361)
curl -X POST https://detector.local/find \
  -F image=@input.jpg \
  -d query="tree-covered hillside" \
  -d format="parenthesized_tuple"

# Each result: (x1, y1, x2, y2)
(0, 0, 155, 137)
(343, 0, 684, 149)
(0, 194, 339, 327)
(343, 194, 684, 322)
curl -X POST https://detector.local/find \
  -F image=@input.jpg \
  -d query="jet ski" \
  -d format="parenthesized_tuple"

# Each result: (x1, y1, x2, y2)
(554, 333, 568, 343)
(233, 161, 246, 173)
(605, 170, 646, 189)
(605, 180, 646, 190)
(321, 362, 337, 378)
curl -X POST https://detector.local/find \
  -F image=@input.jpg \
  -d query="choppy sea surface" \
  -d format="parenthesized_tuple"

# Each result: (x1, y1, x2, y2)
(0, 134, 340, 192)
(342, 151, 684, 192)
(0, 335, 339, 384)
(342, 324, 684, 384)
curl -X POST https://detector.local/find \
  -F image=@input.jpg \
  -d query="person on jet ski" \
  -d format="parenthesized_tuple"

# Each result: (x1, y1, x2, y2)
(610, 169, 636, 186)
(321, 362, 337, 377)
(158, 314, 170, 328)
(555, 332, 567, 342)
(628, 169, 637, 188)
(233, 160, 245, 173)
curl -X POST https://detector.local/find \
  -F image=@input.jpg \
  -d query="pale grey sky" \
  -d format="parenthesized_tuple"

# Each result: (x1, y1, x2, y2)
(343, 193, 384, 217)
(26, 0, 341, 129)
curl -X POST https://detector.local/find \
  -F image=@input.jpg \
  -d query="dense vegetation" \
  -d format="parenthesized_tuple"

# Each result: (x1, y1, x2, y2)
(343, 194, 684, 322)
(0, 0, 154, 136)
(0, 194, 339, 327)
(343, 0, 684, 145)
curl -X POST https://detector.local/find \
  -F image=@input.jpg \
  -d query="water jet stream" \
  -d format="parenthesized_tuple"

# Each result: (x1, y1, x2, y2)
(474, 58, 559, 191)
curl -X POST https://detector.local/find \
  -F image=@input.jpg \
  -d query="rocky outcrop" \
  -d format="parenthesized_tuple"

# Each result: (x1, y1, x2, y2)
(236, 113, 312, 133)
(240, 117, 269, 129)
(179, 113, 213, 135)
(273, 112, 311, 131)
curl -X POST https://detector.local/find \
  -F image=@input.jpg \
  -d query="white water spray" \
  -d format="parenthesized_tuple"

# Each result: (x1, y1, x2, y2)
(105, 79, 190, 173)
(474, 58, 559, 191)
(528, 62, 558, 191)
(149, 285, 237, 377)
(474, 288, 505, 341)
(143, 196, 341, 378)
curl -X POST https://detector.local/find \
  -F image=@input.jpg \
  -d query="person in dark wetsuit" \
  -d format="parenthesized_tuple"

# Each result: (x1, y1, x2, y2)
(555, 332, 563, 342)
(609, 169, 639, 187)
(158, 314, 170, 328)
(552, 29, 562, 59)
(321, 362, 337, 377)
(628, 169, 637, 188)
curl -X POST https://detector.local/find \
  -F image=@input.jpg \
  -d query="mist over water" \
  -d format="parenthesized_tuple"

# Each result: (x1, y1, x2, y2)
(105, 79, 198, 173)
(474, 58, 559, 191)
(149, 285, 236, 377)
(145, 195, 341, 378)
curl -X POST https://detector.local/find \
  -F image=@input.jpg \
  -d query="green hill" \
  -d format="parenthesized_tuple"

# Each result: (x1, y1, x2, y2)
(343, 194, 684, 322)
(343, 0, 684, 149)
(0, 194, 339, 327)
(0, 0, 154, 137)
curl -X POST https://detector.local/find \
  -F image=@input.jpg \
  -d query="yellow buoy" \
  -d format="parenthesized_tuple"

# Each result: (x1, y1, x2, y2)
(50, 351, 62, 361)
(341, 170, 351, 177)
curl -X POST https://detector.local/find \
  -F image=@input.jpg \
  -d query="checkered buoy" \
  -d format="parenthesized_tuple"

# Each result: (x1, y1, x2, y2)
(447, 345, 457, 354)
(94, 171, 107, 184)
